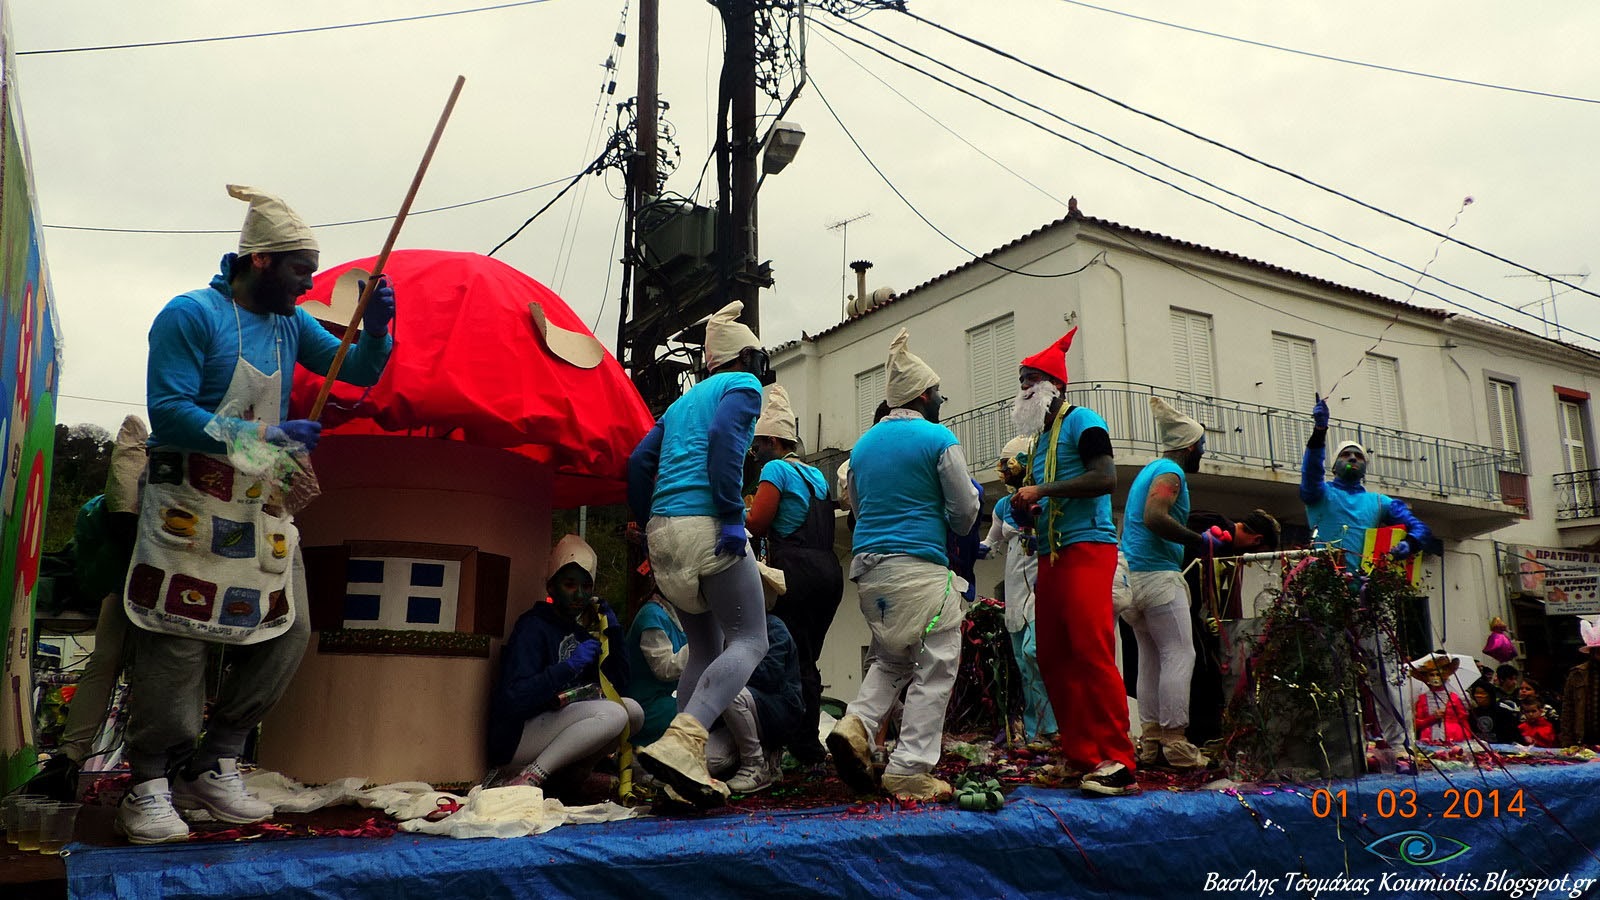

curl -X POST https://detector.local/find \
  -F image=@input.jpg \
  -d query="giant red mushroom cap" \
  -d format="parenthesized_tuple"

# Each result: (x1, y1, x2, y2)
(289, 250, 653, 508)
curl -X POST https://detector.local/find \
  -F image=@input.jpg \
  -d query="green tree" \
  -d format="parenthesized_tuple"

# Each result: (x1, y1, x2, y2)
(43, 423, 112, 551)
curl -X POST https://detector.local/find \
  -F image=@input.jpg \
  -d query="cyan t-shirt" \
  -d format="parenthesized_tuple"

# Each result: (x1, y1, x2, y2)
(1028, 405, 1116, 551)
(850, 416, 961, 565)
(760, 458, 829, 538)
(1122, 458, 1189, 572)
(1307, 485, 1389, 567)
(651, 371, 762, 518)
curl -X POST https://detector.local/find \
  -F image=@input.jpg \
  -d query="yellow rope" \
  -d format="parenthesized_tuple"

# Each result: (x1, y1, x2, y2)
(592, 623, 635, 802)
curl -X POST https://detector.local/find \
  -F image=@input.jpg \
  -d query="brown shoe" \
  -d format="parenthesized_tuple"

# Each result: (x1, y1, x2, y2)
(826, 714, 879, 793)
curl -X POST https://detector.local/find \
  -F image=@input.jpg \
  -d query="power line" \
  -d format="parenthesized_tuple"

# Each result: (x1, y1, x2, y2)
(18, 0, 559, 56)
(811, 76, 1093, 280)
(825, 16, 1600, 349)
(43, 174, 581, 235)
(823, 17, 1561, 337)
(488, 134, 623, 257)
(1054, 0, 1600, 107)
(890, 6, 1600, 306)
(810, 27, 1065, 207)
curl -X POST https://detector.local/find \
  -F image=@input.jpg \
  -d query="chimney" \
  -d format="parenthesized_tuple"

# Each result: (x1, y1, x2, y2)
(850, 259, 873, 305)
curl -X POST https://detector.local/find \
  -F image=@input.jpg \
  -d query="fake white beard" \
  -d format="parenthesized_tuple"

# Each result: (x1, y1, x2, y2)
(1010, 381, 1061, 435)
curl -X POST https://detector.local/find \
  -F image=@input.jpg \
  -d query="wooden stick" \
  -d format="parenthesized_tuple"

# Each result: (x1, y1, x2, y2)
(309, 75, 466, 421)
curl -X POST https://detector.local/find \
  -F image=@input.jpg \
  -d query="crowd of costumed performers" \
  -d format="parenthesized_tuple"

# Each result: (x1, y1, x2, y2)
(20, 188, 1600, 845)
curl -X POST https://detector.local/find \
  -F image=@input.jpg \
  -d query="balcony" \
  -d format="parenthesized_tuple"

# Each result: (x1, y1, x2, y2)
(1554, 469, 1600, 521)
(942, 382, 1527, 513)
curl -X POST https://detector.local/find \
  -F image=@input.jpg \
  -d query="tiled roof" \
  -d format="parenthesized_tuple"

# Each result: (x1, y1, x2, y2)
(795, 207, 1446, 345)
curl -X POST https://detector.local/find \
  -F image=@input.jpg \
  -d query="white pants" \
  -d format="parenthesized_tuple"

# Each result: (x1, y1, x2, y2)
(1362, 632, 1411, 748)
(705, 688, 763, 778)
(846, 626, 961, 776)
(511, 698, 645, 775)
(1119, 570, 1195, 731)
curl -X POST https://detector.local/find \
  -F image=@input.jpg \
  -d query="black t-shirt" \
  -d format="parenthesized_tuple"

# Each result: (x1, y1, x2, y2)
(1468, 702, 1523, 745)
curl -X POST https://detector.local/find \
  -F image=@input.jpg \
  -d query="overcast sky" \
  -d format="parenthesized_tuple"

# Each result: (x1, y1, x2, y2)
(14, 0, 1600, 434)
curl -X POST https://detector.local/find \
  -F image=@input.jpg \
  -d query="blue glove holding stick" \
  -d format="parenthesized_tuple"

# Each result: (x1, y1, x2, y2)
(360, 276, 395, 336)
(1312, 397, 1330, 430)
(266, 419, 322, 452)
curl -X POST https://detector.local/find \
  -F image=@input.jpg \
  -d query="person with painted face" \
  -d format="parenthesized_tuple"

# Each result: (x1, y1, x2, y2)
(486, 535, 641, 793)
(117, 186, 395, 844)
(981, 436, 1057, 744)
(1117, 398, 1217, 770)
(745, 384, 844, 764)
(1300, 396, 1433, 765)
(829, 328, 980, 802)
(1009, 328, 1138, 797)
(627, 301, 770, 808)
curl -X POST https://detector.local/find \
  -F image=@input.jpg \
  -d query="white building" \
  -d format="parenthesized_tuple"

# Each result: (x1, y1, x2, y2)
(771, 202, 1600, 705)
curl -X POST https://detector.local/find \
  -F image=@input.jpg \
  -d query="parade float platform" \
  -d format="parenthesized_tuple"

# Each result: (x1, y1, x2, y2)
(30, 760, 1600, 900)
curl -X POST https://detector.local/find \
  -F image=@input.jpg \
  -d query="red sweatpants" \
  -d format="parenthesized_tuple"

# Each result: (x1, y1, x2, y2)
(1036, 542, 1136, 771)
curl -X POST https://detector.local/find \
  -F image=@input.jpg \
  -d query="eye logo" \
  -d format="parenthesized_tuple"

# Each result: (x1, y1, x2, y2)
(1364, 831, 1470, 866)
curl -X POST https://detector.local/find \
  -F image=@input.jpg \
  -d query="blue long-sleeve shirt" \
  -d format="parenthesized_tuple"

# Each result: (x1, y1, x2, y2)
(147, 258, 392, 453)
(1301, 432, 1432, 563)
(627, 371, 762, 524)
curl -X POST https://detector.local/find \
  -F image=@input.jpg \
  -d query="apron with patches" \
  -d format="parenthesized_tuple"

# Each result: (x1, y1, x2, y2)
(123, 305, 299, 644)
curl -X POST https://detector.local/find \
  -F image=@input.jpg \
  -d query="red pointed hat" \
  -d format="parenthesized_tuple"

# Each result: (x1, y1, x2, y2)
(1019, 327, 1078, 385)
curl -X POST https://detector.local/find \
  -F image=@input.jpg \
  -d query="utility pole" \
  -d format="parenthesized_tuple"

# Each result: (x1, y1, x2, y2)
(627, 0, 660, 350)
(720, 1, 763, 336)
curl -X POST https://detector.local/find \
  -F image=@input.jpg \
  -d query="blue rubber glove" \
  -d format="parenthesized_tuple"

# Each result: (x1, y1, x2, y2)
(1199, 525, 1233, 556)
(265, 419, 322, 451)
(1388, 538, 1416, 561)
(976, 542, 991, 560)
(361, 276, 395, 336)
(566, 638, 601, 671)
(714, 522, 748, 558)
(1312, 397, 1330, 430)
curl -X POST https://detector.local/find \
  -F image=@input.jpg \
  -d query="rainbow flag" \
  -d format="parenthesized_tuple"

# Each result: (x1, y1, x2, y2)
(1362, 525, 1421, 587)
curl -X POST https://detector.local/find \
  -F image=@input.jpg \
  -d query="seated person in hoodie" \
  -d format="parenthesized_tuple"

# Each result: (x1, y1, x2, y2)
(704, 613, 805, 795)
(485, 535, 643, 792)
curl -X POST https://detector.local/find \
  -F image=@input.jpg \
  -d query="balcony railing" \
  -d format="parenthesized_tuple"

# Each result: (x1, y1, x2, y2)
(1554, 469, 1600, 520)
(940, 381, 1524, 504)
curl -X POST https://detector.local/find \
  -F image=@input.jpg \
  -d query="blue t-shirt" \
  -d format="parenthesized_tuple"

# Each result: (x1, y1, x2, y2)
(1028, 405, 1117, 551)
(760, 458, 829, 537)
(651, 371, 762, 518)
(147, 268, 392, 453)
(1122, 458, 1189, 572)
(850, 416, 960, 565)
(1307, 485, 1389, 567)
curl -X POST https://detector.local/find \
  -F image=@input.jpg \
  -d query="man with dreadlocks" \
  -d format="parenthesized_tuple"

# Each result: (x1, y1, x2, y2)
(1011, 328, 1138, 797)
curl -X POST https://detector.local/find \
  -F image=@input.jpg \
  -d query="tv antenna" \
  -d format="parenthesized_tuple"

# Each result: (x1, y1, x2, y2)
(827, 212, 871, 319)
(1506, 269, 1589, 341)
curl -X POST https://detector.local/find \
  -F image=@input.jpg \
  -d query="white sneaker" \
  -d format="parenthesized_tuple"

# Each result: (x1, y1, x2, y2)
(726, 756, 773, 794)
(116, 778, 191, 844)
(172, 758, 274, 824)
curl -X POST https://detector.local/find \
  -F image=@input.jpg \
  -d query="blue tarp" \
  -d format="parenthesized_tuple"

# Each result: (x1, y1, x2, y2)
(67, 764, 1600, 899)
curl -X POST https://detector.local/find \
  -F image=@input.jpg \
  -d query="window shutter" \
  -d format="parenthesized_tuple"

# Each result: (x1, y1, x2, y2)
(966, 315, 1015, 408)
(1562, 400, 1589, 471)
(1488, 380, 1521, 454)
(1365, 354, 1403, 428)
(856, 366, 886, 437)
(1273, 334, 1317, 409)
(1170, 309, 1215, 396)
